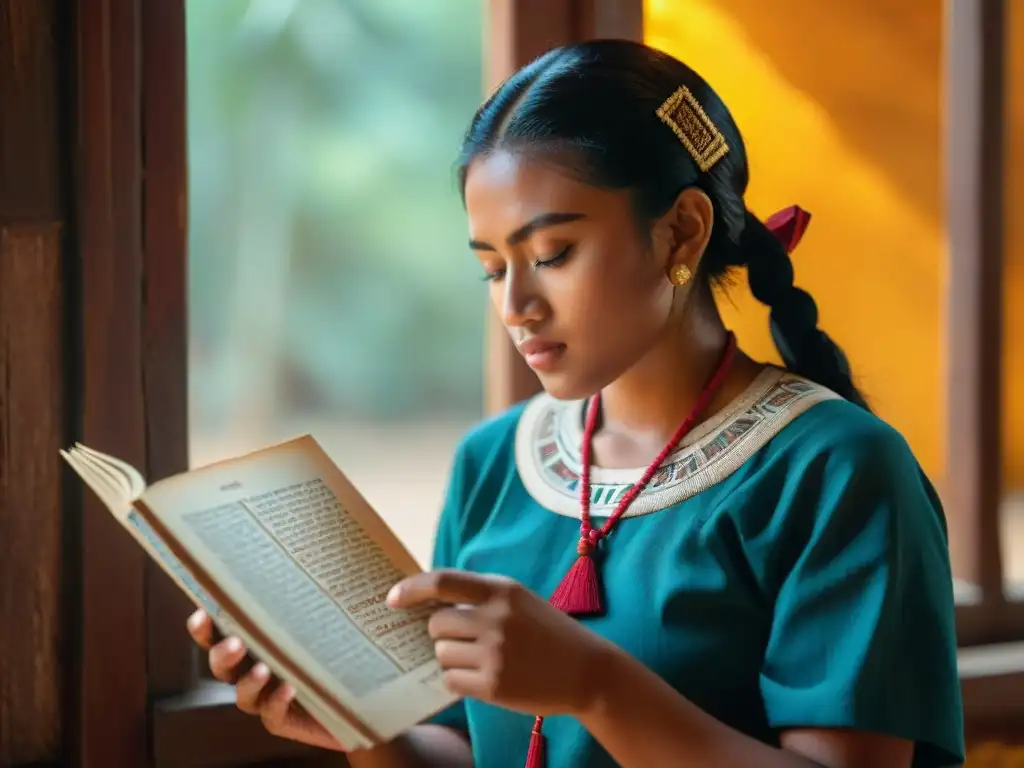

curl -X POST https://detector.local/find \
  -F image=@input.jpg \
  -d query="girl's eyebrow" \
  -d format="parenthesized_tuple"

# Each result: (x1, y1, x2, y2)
(469, 212, 587, 251)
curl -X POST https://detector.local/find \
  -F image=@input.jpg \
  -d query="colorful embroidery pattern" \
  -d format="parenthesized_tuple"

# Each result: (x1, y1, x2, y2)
(515, 370, 839, 518)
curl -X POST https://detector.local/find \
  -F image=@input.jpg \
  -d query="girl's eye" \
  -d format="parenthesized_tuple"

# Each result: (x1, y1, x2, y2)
(481, 267, 505, 282)
(479, 245, 573, 282)
(535, 245, 573, 269)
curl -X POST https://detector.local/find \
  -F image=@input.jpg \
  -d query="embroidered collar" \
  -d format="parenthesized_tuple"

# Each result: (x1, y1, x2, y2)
(514, 367, 840, 518)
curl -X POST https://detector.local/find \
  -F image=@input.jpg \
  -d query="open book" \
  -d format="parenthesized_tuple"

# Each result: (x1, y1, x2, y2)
(61, 435, 457, 751)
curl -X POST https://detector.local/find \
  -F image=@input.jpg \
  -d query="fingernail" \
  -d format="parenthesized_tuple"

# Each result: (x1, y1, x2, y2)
(280, 683, 295, 702)
(187, 611, 205, 630)
(253, 663, 269, 680)
(386, 586, 401, 605)
(224, 636, 242, 653)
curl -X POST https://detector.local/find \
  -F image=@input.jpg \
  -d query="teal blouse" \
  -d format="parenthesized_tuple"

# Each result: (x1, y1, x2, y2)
(428, 369, 965, 767)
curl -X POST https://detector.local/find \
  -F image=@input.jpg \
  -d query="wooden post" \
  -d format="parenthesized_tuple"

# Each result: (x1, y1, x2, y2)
(0, 224, 64, 764)
(72, 0, 151, 763)
(139, 0, 196, 699)
(942, 0, 1006, 602)
(0, 0, 68, 763)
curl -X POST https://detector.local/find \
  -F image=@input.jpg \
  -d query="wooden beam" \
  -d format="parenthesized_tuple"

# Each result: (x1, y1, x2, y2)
(0, 224, 65, 765)
(577, 0, 644, 41)
(0, 2, 68, 763)
(71, 0, 150, 764)
(140, 0, 196, 699)
(0, 0, 65, 222)
(483, 0, 644, 413)
(942, 0, 1006, 602)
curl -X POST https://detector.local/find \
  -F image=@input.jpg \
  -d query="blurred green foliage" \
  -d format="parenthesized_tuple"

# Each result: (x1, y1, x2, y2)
(186, 0, 486, 428)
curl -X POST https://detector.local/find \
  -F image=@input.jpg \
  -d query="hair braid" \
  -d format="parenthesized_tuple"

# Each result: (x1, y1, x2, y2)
(741, 211, 869, 409)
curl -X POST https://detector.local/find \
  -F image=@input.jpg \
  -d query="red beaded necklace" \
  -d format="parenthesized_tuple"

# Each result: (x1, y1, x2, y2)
(524, 330, 739, 768)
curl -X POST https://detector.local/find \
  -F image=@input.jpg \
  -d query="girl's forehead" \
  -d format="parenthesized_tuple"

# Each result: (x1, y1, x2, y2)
(464, 152, 628, 227)
(465, 152, 576, 198)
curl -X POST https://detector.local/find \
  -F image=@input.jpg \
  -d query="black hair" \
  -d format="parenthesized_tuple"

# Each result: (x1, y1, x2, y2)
(457, 39, 868, 410)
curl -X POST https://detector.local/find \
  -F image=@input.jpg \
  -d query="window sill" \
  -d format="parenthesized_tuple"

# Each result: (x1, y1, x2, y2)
(959, 641, 1024, 739)
(954, 595, 1024, 646)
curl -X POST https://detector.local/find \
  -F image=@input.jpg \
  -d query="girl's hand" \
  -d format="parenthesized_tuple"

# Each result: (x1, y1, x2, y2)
(186, 610, 346, 752)
(387, 570, 609, 717)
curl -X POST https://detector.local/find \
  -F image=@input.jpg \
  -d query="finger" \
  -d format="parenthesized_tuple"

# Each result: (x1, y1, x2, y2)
(388, 570, 500, 609)
(235, 662, 273, 715)
(427, 606, 481, 640)
(209, 636, 247, 683)
(434, 639, 481, 670)
(187, 610, 214, 650)
(441, 668, 488, 700)
(209, 622, 229, 644)
(261, 681, 296, 734)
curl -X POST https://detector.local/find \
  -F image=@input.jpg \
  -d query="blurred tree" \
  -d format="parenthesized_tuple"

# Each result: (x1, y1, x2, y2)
(186, 0, 486, 428)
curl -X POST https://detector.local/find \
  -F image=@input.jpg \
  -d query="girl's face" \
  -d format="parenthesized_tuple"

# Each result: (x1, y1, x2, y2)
(463, 150, 709, 401)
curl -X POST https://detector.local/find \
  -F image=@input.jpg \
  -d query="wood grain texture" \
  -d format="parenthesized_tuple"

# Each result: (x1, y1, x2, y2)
(0, 0, 64, 221)
(71, 0, 150, 764)
(139, 0, 195, 699)
(0, 224, 64, 764)
(0, 0, 68, 762)
(943, 0, 1006, 602)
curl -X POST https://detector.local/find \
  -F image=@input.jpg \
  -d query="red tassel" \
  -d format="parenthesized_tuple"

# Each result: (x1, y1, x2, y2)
(525, 717, 546, 768)
(548, 541, 602, 616)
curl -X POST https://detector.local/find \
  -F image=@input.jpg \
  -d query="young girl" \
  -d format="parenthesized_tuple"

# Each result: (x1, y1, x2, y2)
(189, 40, 965, 768)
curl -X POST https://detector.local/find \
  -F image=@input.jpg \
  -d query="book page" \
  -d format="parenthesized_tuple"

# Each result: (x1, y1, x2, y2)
(126, 508, 225, 621)
(60, 446, 227, 626)
(127, 504, 373, 750)
(60, 445, 374, 751)
(140, 435, 457, 741)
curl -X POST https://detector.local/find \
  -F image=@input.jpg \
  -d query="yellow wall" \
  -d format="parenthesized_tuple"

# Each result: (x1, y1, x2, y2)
(645, 0, 1023, 488)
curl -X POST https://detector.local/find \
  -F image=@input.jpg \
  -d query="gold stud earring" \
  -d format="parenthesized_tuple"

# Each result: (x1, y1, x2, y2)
(669, 264, 692, 286)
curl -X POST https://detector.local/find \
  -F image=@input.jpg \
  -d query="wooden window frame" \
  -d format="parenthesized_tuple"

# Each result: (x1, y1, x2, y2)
(71, 0, 192, 764)
(942, 0, 1024, 645)
(942, 0, 1024, 740)
(68, 0, 1022, 765)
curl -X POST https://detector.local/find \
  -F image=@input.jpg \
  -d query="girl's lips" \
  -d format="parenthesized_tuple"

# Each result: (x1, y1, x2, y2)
(517, 338, 566, 370)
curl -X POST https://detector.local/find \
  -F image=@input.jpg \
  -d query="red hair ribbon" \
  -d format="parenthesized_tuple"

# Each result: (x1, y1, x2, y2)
(763, 205, 811, 254)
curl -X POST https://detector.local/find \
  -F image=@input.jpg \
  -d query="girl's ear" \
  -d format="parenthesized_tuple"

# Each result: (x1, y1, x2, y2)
(650, 186, 714, 277)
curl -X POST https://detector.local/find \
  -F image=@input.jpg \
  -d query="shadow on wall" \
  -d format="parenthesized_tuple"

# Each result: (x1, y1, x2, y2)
(645, 0, 1023, 487)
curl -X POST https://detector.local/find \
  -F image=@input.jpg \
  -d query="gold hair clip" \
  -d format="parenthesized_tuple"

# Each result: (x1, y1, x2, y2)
(655, 86, 730, 173)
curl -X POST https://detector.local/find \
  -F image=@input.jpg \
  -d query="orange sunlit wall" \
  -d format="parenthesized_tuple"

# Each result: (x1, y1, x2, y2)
(645, 0, 1023, 488)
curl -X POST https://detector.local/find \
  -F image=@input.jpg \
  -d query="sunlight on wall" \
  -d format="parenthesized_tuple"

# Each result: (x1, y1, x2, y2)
(645, 0, 1022, 491)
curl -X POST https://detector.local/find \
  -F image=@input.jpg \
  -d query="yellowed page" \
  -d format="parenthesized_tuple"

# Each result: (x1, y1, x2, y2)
(140, 435, 457, 741)
(60, 446, 372, 751)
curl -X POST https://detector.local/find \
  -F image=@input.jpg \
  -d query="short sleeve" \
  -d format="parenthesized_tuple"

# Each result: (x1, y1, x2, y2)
(422, 440, 472, 734)
(759, 426, 965, 767)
